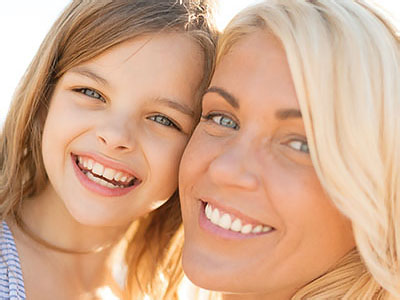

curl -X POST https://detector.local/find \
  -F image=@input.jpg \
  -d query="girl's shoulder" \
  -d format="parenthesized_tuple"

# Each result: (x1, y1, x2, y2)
(0, 221, 26, 299)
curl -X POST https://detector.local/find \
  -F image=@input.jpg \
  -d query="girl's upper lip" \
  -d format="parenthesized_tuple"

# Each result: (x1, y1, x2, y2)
(200, 196, 272, 227)
(72, 151, 140, 179)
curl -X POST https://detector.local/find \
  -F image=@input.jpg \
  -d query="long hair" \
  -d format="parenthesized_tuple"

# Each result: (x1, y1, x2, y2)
(0, 1, 217, 298)
(216, 0, 400, 298)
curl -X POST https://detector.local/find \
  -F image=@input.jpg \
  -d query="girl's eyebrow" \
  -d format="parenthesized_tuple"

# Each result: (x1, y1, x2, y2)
(68, 66, 194, 117)
(203, 86, 240, 109)
(69, 66, 109, 87)
(153, 97, 194, 117)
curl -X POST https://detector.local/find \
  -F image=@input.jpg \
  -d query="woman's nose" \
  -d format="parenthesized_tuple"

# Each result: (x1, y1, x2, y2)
(208, 143, 259, 191)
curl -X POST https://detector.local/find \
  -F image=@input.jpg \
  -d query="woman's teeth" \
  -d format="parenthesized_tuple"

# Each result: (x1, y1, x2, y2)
(205, 203, 273, 235)
(77, 156, 135, 189)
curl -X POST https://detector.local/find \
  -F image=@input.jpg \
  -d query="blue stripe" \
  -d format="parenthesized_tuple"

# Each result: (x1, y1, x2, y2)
(0, 221, 26, 298)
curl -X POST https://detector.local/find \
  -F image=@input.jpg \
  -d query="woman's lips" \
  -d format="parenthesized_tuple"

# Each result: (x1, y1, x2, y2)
(198, 201, 275, 240)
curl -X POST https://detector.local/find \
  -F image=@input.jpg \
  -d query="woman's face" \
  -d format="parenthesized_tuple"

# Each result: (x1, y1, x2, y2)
(179, 30, 355, 299)
(41, 33, 203, 227)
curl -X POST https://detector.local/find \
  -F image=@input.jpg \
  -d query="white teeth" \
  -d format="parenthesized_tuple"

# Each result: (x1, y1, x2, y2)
(92, 162, 104, 176)
(103, 168, 116, 181)
(211, 208, 220, 224)
(114, 172, 123, 181)
(218, 214, 232, 230)
(205, 203, 212, 219)
(77, 156, 135, 185)
(263, 226, 273, 233)
(252, 225, 263, 233)
(241, 224, 253, 234)
(86, 171, 118, 189)
(204, 203, 272, 235)
(230, 218, 242, 232)
(87, 159, 94, 170)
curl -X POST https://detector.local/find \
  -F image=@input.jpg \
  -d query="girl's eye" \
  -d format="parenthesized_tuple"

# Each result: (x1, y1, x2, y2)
(76, 88, 106, 102)
(202, 113, 239, 130)
(287, 140, 309, 153)
(147, 115, 180, 130)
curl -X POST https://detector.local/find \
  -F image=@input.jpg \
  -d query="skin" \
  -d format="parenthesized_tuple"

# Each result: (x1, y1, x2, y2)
(179, 30, 355, 300)
(10, 33, 203, 300)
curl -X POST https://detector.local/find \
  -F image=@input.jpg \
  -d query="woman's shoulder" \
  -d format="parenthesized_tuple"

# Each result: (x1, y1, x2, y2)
(0, 221, 26, 299)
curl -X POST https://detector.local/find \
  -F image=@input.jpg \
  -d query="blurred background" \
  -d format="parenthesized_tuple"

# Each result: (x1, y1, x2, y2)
(1, 0, 399, 127)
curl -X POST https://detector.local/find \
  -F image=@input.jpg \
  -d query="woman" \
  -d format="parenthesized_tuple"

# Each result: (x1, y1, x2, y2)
(179, 0, 400, 298)
(0, 0, 216, 299)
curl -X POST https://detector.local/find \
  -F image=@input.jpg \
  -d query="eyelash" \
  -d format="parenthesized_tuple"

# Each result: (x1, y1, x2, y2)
(201, 113, 240, 130)
(74, 87, 106, 103)
(147, 115, 180, 131)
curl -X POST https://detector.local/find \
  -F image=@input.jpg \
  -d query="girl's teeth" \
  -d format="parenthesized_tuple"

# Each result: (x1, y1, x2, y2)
(77, 155, 135, 185)
(92, 162, 104, 176)
(87, 159, 94, 170)
(205, 203, 272, 235)
(86, 171, 118, 189)
(114, 172, 123, 181)
(103, 168, 116, 181)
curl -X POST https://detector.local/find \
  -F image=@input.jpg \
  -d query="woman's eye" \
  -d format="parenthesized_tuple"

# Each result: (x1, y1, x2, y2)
(202, 113, 239, 130)
(287, 140, 309, 153)
(76, 88, 106, 102)
(148, 115, 180, 130)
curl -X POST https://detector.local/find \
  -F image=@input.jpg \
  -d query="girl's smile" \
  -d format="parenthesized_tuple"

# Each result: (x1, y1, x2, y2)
(72, 153, 141, 197)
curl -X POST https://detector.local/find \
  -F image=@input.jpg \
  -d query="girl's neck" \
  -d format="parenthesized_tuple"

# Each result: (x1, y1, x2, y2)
(20, 183, 129, 254)
(10, 183, 132, 297)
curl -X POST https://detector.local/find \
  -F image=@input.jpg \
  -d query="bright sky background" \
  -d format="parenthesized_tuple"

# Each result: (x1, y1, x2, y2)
(0, 0, 399, 126)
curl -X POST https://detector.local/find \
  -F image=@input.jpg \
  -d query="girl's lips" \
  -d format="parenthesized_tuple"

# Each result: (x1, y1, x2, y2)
(71, 154, 139, 197)
(72, 151, 139, 178)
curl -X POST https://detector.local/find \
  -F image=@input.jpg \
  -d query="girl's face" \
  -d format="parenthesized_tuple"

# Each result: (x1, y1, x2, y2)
(179, 30, 355, 299)
(42, 33, 203, 226)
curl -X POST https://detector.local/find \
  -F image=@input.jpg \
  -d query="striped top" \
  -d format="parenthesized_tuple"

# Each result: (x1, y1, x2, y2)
(0, 221, 26, 299)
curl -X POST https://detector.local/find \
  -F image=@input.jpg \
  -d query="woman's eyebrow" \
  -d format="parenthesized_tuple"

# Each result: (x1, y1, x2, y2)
(275, 108, 302, 120)
(203, 86, 240, 109)
(69, 66, 109, 87)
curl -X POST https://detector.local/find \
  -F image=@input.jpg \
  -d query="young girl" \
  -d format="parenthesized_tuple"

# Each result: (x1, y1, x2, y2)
(179, 0, 400, 299)
(0, 0, 216, 299)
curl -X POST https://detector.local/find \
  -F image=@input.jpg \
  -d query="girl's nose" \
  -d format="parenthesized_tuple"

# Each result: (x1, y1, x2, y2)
(96, 115, 136, 153)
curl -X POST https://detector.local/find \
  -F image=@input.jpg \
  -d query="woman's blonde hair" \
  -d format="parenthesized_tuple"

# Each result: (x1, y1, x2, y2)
(0, 0, 217, 298)
(216, 0, 400, 299)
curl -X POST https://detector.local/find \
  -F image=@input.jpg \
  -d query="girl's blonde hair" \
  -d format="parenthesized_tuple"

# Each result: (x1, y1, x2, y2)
(217, 0, 400, 299)
(0, 1, 217, 298)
